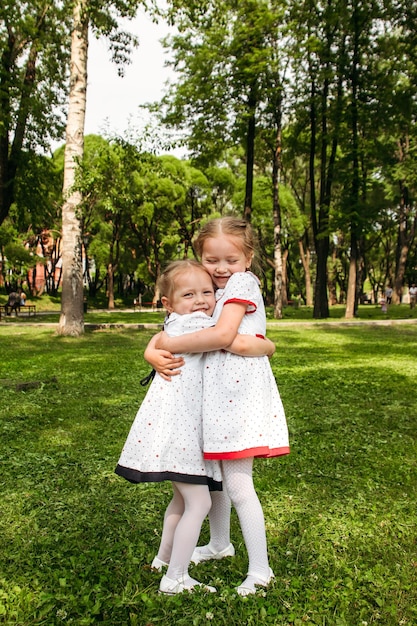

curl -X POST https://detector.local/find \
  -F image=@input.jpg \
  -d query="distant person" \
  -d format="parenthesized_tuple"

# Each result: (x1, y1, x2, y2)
(6, 291, 20, 315)
(409, 283, 417, 309)
(385, 286, 393, 305)
(19, 289, 27, 306)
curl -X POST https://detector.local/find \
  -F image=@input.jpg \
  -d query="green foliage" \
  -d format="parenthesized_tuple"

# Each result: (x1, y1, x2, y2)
(0, 0, 72, 226)
(13, 151, 62, 232)
(0, 220, 18, 248)
(3, 0, 417, 313)
(75, 137, 220, 295)
(1, 322, 417, 624)
(4, 242, 33, 266)
(2, 238, 43, 289)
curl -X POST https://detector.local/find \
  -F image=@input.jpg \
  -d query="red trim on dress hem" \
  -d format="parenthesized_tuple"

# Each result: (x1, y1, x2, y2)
(204, 445, 290, 460)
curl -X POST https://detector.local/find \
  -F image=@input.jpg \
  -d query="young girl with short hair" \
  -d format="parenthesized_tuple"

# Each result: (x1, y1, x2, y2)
(115, 259, 274, 595)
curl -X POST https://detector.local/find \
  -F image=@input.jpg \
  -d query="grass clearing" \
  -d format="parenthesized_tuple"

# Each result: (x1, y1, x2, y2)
(1, 323, 416, 625)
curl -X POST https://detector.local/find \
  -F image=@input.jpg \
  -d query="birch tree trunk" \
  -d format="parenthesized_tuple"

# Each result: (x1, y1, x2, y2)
(57, 0, 88, 337)
(345, 233, 358, 318)
(273, 128, 283, 319)
(298, 239, 312, 306)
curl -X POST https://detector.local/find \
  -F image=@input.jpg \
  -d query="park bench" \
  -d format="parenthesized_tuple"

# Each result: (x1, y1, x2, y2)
(0, 304, 36, 319)
(133, 299, 157, 311)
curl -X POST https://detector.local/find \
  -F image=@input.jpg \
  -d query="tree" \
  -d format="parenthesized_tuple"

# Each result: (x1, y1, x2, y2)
(340, 0, 388, 319)
(255, 5, 288, 317)
(162, 0, 293, 317)
(57, 0, 147, 335)
(57, 0, 89, 336)
(294, 0, 345, 318)
(0, 0, 71, 227)
(162, 0, 278, 218)
(377, 4, 417, 302)
(344, 0, 374, 319)
(74, 136, 213, 305)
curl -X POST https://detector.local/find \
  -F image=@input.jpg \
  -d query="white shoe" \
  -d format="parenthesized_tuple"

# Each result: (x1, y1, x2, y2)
(236, 568, 275, 596)
(151, 556, 169, 571)
(159, 574, 217, 595)
(191, 543, 235, 565)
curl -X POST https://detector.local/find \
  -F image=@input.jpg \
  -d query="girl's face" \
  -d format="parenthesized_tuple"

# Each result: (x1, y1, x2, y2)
(201, 235, 253, 290)
(162, 269, 216, 316)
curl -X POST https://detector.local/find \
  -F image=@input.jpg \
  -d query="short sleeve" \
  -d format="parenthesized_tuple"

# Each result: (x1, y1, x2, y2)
(222, 272, 261, 313)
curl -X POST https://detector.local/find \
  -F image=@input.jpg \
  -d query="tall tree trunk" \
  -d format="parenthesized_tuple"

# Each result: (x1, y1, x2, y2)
(107, 263, 115, 309)
(345, 3, 361, 319)
(345, 232, 359, 318)
(281, 248, 289, 306)
(243, 83, 257, 222)
(309, 21, 344, 318)
(393, 177, 415, 303)
(314, 238, 330, 317)
(310, 75, 330, 319)
(328, 245, 338, 306)
(298, 239, 312, 305)
(273, 127, 283, 319)
(107, 214, 121, 309)
(57, 0, 88, 337)
(0, 40, 11, 226)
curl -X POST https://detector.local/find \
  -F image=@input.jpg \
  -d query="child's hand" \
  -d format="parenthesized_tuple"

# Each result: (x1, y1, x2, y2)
(153, 352, 184, 381)
(264, 337, 276, 358)
(144, 332, 184, 381)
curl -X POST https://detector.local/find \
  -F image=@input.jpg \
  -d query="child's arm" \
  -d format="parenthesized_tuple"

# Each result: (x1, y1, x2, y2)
(144, 333, 184, 381)
(147, 333, 274, 370)
(227, 334, 275, 357)
(145, 332, 273, 380)
(145, 328, 274, 381)
(155, 302, 248, 354)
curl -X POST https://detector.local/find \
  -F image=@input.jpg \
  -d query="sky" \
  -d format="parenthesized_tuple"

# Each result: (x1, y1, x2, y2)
(84, 9, 175, 146)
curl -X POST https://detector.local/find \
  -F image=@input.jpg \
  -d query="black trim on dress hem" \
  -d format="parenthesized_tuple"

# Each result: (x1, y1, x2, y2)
(114, 464, 222, 491)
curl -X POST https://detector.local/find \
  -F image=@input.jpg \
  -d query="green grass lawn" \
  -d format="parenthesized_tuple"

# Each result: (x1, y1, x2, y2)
(1, 323, 416, 625)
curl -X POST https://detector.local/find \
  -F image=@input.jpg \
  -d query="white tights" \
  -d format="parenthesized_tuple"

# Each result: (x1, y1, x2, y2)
(156, 482, 212, 580)
(208, 458, 270, 580)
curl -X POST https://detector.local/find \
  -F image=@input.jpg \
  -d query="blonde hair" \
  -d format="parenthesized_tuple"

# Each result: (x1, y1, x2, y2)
(194, 217, 260, 272)
(157, 259, 211, 302)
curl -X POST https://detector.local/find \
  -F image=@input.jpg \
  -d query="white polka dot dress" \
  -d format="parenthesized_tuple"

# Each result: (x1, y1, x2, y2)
(202, 272, 290, 460)
(115, 312, 222, 490)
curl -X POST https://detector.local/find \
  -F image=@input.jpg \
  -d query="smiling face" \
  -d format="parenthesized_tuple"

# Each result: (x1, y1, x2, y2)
(161, 267, 216, 316)
(200, 235, 253, 290)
